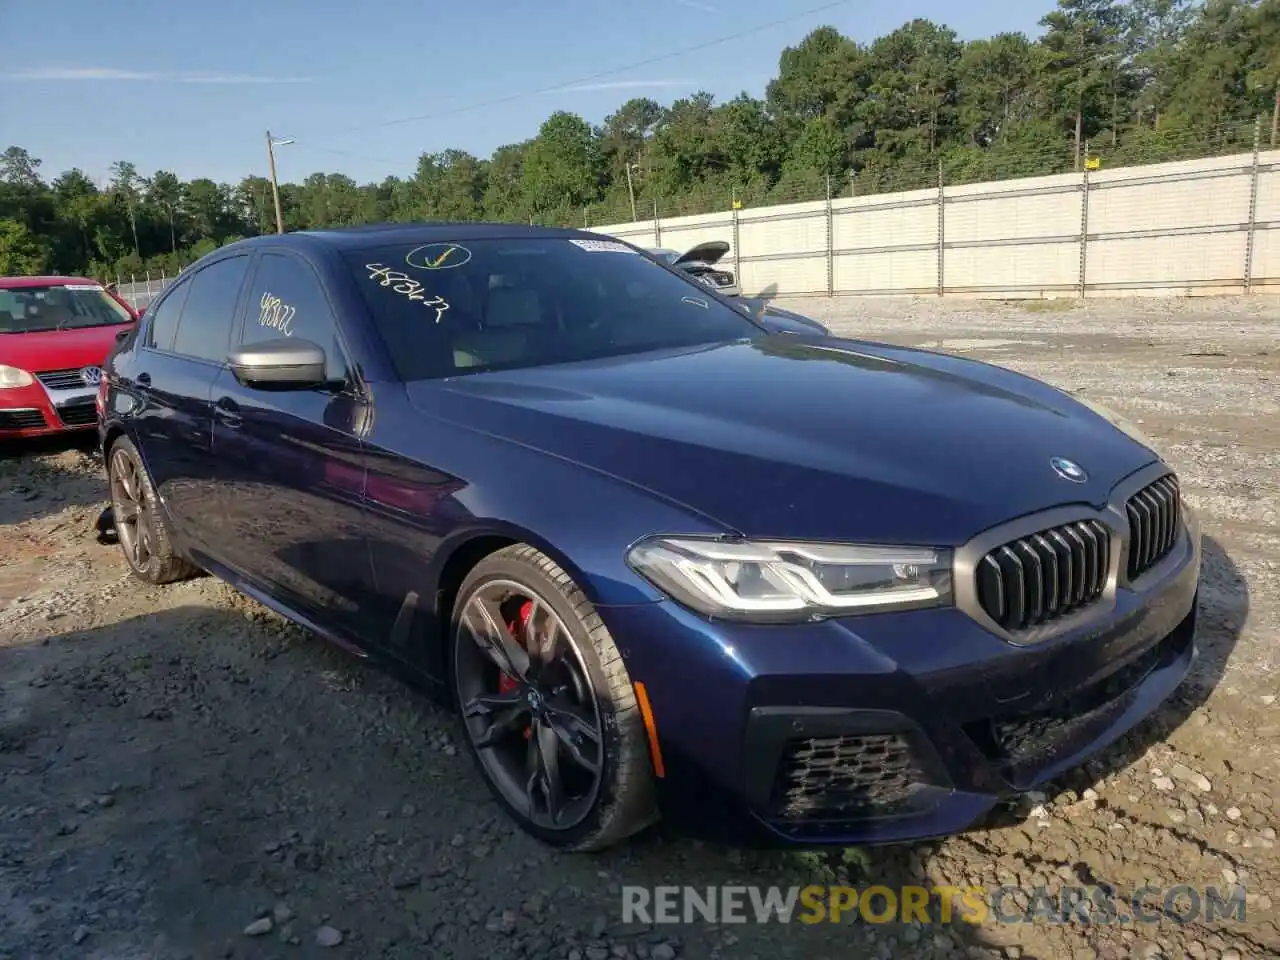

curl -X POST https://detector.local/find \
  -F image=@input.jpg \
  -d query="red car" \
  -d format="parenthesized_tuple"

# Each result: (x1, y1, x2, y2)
(0, 276, 138, 439)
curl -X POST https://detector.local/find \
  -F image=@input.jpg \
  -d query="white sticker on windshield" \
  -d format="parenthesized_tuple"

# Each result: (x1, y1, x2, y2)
(63, 284, 104, 291)
(568, 239, 636, 254)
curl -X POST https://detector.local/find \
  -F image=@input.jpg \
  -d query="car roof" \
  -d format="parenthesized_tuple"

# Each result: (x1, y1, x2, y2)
(270, 221, 604, 253)
(0, 275, 99, 289)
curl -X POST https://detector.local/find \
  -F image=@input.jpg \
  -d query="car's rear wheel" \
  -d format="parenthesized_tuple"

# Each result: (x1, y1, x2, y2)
(107, 436, 198, 584)
(450, 544, 658, 851)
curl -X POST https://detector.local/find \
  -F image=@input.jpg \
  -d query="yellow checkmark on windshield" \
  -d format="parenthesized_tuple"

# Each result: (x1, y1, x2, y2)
(426, 245, 457, 268)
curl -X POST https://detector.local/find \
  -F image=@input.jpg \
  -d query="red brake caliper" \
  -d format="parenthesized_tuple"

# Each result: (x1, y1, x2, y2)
(500, 600, 535, 739)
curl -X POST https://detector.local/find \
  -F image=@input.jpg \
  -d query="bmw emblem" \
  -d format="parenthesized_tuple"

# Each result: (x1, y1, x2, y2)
(1050, 457, 1088, 483)
(80, 366, 103, 386)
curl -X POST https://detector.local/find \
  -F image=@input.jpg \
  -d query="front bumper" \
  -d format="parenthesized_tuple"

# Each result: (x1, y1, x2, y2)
(602, 466, 1202, 846)
(0, 375, 98, 438)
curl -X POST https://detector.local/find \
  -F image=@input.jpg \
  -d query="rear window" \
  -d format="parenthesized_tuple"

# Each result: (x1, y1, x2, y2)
(0, 283, 133, 334)
(342, 236, 760, 381)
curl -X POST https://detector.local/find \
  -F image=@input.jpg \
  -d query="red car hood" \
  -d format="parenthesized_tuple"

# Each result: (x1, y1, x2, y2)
(1, 323, 132, 374)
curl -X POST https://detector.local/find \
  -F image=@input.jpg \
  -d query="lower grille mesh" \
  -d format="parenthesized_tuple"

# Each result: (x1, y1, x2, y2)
(769, 733, 930, 821)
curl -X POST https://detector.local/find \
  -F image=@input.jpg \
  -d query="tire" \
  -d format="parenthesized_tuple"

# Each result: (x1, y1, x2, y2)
(450, 544, 658, 852)
(106, 436, 199, 584)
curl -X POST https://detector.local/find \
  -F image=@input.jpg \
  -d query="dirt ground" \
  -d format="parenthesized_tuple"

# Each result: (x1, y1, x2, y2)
(1, 295, 1276, 960)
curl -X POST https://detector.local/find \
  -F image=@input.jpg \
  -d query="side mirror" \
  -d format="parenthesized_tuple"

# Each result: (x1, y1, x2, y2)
(228, 338, 330, 390)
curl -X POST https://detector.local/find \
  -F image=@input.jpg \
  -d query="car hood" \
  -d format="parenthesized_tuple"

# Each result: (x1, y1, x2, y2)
(673, 241, 729, 266)
(410, 336, 1159, 544)
(1, 323, 133, 373)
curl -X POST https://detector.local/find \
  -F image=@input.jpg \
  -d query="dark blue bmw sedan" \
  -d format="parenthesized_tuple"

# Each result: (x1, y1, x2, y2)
(97, 223, 1201, 851)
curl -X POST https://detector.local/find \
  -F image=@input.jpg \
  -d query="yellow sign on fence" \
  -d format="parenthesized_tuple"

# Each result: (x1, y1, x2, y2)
(1085, 156, 1101, 170)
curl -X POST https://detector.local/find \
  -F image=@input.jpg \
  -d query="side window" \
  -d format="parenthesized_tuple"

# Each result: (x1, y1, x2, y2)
(240, 253, 346, 380)
(145, 279, 191, 351)
(171, 256, 250, 363)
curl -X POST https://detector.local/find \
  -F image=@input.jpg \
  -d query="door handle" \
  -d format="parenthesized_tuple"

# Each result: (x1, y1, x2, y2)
(213, 397, 242, 429)
(136, 372, 151, 389)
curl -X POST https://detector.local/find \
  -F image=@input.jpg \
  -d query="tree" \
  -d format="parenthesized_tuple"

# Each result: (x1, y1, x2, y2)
(1040, 0, 1130, 168)
(956, 34, 1042, 147)
(0, 218, 50, 274)
(1243, 0, 1280, 144)
(767, 26, 866, 130)
(859, 19, 963, 156)
(1162, 0, 1260, 132)
(109, 160, 142, 258)
(1126, 0, 1196, 128)
(521, 112, 603, 212)
(0, 147, 43, 188)
(600, 97, 666, 183)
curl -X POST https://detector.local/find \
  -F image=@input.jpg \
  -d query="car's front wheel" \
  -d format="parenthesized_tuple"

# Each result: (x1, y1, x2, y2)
(451, 544, 658, 851)
(106, 436, 198, 584)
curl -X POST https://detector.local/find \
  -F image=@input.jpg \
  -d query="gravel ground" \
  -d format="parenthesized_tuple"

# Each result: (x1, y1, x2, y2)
(1, 295, 1277, 960)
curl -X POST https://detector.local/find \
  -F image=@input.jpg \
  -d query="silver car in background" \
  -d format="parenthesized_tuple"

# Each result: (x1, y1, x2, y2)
(646, 241, 740, 297)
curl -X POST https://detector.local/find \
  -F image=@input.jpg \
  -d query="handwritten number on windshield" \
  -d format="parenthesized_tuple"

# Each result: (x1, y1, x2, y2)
(366, 264, 450, 323)
(259, 291, 296, 336)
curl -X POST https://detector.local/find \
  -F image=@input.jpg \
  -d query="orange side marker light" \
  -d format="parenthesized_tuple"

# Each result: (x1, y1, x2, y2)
(632, 681, 665, 779)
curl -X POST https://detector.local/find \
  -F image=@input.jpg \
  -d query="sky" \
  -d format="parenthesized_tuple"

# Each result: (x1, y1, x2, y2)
(0, 0, 1059, 189)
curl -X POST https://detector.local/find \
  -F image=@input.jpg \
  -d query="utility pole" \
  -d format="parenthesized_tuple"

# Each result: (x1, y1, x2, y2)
(265, 130, 291, 234)
(625, 162, 638, 222)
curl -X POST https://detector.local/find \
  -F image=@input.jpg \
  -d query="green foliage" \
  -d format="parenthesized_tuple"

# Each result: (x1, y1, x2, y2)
(3, 0, 1277, 279)
(0, 218, 50, 274)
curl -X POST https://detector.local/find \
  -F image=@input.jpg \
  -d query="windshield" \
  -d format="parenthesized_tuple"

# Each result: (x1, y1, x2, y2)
(0, 283, 133, 333)
(344, 237, 761, 381)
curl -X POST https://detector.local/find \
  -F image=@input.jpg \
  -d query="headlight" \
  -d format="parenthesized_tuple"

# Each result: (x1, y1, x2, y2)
(1073, 395, 1158, 452)
(626, 536, 953, 622)
(0, 365, 34, 388)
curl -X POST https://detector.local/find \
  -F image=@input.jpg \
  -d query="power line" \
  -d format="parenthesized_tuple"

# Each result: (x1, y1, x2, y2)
(300, 0, 854, 142)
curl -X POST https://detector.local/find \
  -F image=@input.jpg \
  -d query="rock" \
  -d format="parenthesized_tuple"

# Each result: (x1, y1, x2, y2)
(243, 918, 273, 937)
(651, 946, 677, 960)
(586, 949, 610, 960)
(1225, 807, 1242, 821)
(72, 926, 90, 944)
(315, 925, 343, 947)
(273, 902, 295, 924)
(1152, 776, 1175, 792)
(451, 833, 466, 847)
(1170, 762, 1211, 792)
